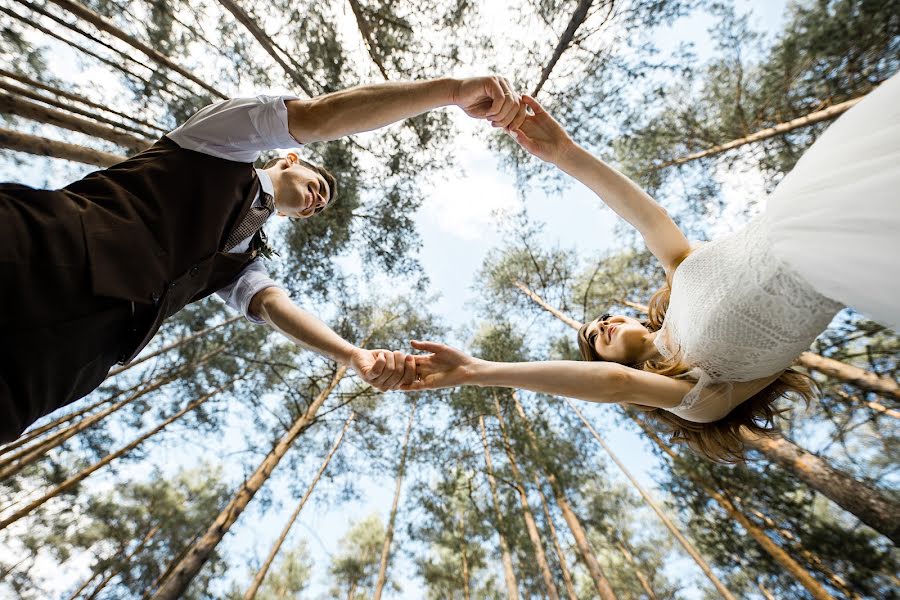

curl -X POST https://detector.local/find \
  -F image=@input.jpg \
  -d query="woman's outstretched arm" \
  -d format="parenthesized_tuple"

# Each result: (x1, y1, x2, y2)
(510, 96, 692, 274)
(404, 340, 692, 409)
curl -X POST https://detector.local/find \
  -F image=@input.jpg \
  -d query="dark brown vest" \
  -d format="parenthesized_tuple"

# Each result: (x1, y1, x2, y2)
(64, 136, 261, 362)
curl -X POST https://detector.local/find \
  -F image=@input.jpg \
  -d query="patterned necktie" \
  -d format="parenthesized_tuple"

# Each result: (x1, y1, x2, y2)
(224, 191, 274, 252)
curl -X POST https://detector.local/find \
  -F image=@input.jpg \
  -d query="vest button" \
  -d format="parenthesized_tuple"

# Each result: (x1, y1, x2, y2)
(169, 282, 177, 289)
(151, 291, 160, 303)
(189, 265, 199, 277)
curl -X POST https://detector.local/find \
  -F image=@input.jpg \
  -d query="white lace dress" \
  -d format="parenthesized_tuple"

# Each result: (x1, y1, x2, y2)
(657, 73, 900, 423)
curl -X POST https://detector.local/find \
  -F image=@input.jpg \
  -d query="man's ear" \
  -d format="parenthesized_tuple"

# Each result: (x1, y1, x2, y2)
(285, 152, 299, 165)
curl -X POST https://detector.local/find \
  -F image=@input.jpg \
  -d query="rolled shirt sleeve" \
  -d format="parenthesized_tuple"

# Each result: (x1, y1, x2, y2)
(215, 259, 281, 324)
(167, 95, 302, 162)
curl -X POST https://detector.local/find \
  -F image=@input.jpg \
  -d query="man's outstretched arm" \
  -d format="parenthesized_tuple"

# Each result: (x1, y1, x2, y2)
(249, 287, 415, 391)
(287, 76, 527, 143)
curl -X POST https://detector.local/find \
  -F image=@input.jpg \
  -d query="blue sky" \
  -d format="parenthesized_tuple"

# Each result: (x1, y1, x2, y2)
(0, 1, 796, 598)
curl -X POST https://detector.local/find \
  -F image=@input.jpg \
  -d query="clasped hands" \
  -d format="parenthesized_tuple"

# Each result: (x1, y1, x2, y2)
(351, 76, 574, 392)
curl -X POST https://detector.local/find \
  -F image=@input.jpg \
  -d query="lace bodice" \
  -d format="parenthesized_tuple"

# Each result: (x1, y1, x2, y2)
(655, 214, 843, 422)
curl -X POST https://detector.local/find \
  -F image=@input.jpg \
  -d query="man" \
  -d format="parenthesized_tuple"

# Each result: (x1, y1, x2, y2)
(0, 75, 528, 442)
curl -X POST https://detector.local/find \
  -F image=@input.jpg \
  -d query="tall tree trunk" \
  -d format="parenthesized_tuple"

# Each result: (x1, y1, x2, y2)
(0, 380, 143, 458)
(65, 567, 102, 600)
(84, 525, 160, 600)
(106, 316, 240, 380)
(614, 540, 658, 600)
(633, 419, 837, 600)
(534, 477, 578, 600)
(0, 92, 150, 151)
(566, 399, 737, 600)
(0, 4, 186, 104)
(372, 400, 418, 600)
(532, 0, 598, 96)
(243, 412, 356, 600)
(0, 347, 224, 480)
(13, 0, 198, 102)
(509, 395, 618, 600)
(795, 352, 899, 402)
(743, 434, 900, 545)
(148, 366, 347, 600)
(459, 515, 471, 600)
(0, 127, 124, 166)
(650, 96, 864, 170)
(0, 379, 237, 531)
(491, 395, 561, 600)
(45, 0, 226, 99)
(0, 73, 161, 136)
(215, 0, 315, 96)
(478, 416, 520, 600)
(738, 501, 862, 600)
(347, 0, 390, 80)
(516, 283, 900, 542)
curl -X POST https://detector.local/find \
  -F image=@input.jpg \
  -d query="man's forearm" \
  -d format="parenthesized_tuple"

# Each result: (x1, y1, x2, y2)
(288, 78, 458, 143)
(251, 288, 356, 364)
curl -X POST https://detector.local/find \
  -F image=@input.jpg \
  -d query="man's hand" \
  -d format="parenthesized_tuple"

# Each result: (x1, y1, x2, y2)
(398, 340, 482, 391)
(350, 348, 417, 392)
(453, 76, 527, 130)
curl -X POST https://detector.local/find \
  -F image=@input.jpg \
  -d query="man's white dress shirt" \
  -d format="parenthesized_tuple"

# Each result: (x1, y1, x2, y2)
(167, 95, 301, 323)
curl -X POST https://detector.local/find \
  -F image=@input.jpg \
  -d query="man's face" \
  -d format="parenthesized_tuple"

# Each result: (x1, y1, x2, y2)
(274, 153, 331, 219)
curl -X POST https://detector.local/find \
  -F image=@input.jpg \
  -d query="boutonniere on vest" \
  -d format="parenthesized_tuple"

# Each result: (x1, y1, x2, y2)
(253, 229, 279, 260)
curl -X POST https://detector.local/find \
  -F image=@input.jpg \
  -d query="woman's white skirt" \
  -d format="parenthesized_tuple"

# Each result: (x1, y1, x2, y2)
(766, 73, 900, 331)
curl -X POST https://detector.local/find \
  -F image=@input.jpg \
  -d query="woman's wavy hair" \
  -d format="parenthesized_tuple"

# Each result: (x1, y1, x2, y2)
(577, 253, 815, 463)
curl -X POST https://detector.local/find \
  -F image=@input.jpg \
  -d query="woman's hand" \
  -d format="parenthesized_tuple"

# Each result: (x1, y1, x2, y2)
(349, 348, 416, 392)
(400, 340, 483, 391)
(510, 95, 577, 165)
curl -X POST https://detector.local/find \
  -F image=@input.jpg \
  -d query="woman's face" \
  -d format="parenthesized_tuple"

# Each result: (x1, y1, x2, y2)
(582, 314, 651, 365)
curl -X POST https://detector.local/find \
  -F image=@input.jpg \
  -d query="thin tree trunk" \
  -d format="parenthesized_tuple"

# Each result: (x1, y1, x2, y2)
(510, 395, 618, 600)
(0, 379, 237, 531)
(532, 0, 596, 97)
(0, 379, 143, 457)
(84, 525, 160, 600)
(516, 284, 900, 542)
(478, 416, 520, 600)
(459, 515, 471, 600)
(148, 366, 347, 600)
(615, 541, 658, 600)
(0, 127, 124, 166)
(0, 92, 151, 151)
(372, 400, 418, 600)
(0, 347, 224, 479)
(740, 502, 861, 600)
(45, 0, 226, 99)
(0, 72, 162, 136)
(347, 0, 390, 80)
(0, 4, 191, 105)
(757, 582, 776, 600)
(0, 68, 164, 132)
(491, 395, 561, 600)
(796, 352, 899, 402)
(106, 316, 240, 379)
(534, 477, 578, 600)
(65, 568, 102, 600)
(215, 0, 315, 96)
(566, 399, 736, 600)
(633, 419, 836, 600)
(650, 96, 864, 170)
(744, 434, 900, 545)
(243, 412, 356, 600)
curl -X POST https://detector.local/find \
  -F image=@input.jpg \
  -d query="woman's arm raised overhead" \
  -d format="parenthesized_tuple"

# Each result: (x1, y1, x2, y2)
(510, 96, 692, 275)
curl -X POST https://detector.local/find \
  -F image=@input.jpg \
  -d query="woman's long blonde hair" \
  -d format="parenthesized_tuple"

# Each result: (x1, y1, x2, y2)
(578, 255, 816, 463)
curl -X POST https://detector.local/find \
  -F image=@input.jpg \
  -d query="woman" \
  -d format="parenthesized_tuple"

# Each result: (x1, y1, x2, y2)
(405, 74, 900, 462)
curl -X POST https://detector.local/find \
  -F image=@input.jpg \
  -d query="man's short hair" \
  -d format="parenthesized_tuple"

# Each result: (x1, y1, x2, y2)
(262, 155, 338, 206)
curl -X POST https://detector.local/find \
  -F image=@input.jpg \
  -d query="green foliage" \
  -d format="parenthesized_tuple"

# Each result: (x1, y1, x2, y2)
(328, 513, 388, 599)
